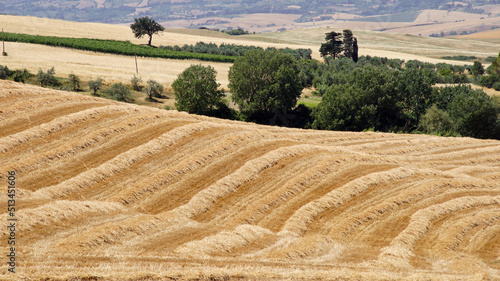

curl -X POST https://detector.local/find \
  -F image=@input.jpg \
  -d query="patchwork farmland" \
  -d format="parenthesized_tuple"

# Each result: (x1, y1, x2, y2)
(1, 80, 499, 280)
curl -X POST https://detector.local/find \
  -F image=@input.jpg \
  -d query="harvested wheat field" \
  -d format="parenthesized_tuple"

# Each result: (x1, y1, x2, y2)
(1, 79, 500, 280)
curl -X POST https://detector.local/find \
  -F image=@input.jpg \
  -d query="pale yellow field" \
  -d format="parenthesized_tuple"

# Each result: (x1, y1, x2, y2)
(460, 29, 500, 39)
(1, 80, 499, 280)
(0, 42, 231, 88)
(0, 15, 304, 49)
(250, 28, 499, 62)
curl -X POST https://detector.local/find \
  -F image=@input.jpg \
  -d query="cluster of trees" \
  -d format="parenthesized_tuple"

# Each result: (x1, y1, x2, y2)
(222, 28, 249, 36)
(442, 56, 478, 61)
(172, 47, 500, 140)
(3, 22, 499, 141)
(319, 30, 358, 63)
(0, 65, 81, 90)
(172, 49, 304, 124)
(477, 53, 500, 91)
(161, 42, 312, 60)
(310, 58, 500, 139)
(0, 65, 33, 83)
(298, 56, 472, 90)
(0, 64, 155, 103)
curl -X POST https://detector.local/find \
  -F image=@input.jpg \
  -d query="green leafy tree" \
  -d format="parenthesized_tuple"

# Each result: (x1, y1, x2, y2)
(173, 64, 224, 115)
(448, 86, 499, 139)
(68, 73, 80, 91)
(88, 77, 103, 96)
(105, 83, 131, 102)
(342, 29, 358, 62)
(319, 31, 343, 62)
(12, 69, 32, 83)
(144, 79, 164, 101)
(312, 84, 378, 131)
(224, 27, 249, 35)
(398, 68, 436, 129)
(312, 65, 438, 132)
(228, 49, 303, 118)
(471, 61, 485, 78)
(36, 67, 60, 87)
(489, 52, 500, 76)
(419, 105, 453, 135)
(0, 65, 11, 79)
(130, 16, 165, 46)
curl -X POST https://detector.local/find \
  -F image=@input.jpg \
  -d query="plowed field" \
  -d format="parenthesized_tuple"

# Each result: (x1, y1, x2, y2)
(1, 80, 499, 280)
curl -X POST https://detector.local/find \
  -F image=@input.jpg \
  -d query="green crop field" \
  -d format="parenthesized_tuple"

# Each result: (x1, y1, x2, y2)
(2, 32, 236, 63)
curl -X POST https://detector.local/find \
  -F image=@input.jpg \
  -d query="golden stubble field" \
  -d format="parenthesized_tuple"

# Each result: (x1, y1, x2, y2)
(0, 80, 499, 280)
(1, 15, 499, 89)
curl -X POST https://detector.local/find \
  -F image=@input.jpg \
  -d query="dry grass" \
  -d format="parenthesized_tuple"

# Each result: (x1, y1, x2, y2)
(1, 80, 500, 280)
(0, 42, 232, 87)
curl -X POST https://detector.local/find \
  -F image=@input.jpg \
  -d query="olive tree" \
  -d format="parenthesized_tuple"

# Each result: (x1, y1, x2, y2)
(144, 79, 164, 101)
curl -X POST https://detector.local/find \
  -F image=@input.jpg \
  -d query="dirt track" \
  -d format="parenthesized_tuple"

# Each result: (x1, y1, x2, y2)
(1, 80, 499, 280)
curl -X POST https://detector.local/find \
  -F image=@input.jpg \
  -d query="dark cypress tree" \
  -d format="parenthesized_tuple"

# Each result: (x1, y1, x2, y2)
(352, 38, 359, 63)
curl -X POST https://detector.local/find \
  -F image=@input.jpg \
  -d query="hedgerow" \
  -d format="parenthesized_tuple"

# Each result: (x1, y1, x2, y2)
(3, 32, 236, 63)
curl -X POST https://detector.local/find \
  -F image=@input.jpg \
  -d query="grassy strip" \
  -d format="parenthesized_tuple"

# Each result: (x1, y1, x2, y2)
(441, 55, 478, 61)
(345, 11, 421, 23)
(3, 32, 236, 63)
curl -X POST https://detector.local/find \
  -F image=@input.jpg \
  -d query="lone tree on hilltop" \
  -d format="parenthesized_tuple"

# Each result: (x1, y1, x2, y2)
(130, 16, 165, 46)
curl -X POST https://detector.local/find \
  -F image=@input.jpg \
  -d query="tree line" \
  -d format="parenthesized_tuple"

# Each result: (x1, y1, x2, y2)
(171, 32, 500, 140)
(3, 23, 499, 140)
(161, 42, 312, 60)
(2, 32, 236, 63)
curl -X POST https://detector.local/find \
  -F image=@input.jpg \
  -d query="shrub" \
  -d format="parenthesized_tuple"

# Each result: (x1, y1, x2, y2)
(131, 75, 143, 91)
(88, 77, 103, 96)
(105, 83, 132, 102)
(144, 79, 164, 101)
(419, 105, 453, 134)
(68, 73, 81, 91)
(479, 75, 499, 88)
(36, 67, 60, 87)
(493, 82, 500, 91)
(224, 28, 249, 35)
(0, 65, 11, 79)
(448, 87, 499, 139)
(12, 69, 32, 83)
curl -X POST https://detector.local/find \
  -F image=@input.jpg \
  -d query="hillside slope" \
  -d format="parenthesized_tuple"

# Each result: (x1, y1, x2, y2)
(1, 80, 500, 280)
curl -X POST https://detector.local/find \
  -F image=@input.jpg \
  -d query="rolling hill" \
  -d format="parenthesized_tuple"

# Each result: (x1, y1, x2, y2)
(1, 80, 499, 280)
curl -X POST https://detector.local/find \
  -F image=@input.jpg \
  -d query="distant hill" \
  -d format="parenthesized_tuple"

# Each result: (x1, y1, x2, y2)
(0, 0, 498, 24)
